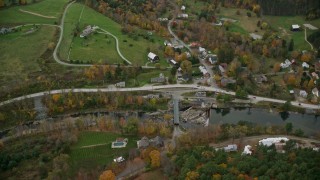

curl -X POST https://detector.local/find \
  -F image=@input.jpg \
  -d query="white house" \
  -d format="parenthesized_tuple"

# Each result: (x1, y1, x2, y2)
(170, 59, 178, 66)
(181, 5, 186, 11)
(148, 52, 160, 62)
(178, 14, 188, 19)
(80, 25, 98, 38)
(242, 145, 252, 155)
(312, 88, 319, 97)
(300, 90, 308, 98)
(302, 62, 310, 68)
(259, 137, 289, 147)
(292, 24, 300, 31)
(280, 59, 291, 69)
(199, 66, 209, 76)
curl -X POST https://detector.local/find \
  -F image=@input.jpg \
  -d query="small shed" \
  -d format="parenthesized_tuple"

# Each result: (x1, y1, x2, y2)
(148, 52, 160, 62)
(291, 24, 300, 31)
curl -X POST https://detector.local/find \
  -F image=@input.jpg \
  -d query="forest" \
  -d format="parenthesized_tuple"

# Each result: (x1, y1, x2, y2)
(173, 143, 320, 180)
(223, 0, 320, 18)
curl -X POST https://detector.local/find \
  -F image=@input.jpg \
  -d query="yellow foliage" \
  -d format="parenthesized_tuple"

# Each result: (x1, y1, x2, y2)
(99, 170, 115, 180)
(186, 171, 199, 180)
(52, 94, 61, 103)
(149, 150, 161, 168)
(212, 173, 221, 180)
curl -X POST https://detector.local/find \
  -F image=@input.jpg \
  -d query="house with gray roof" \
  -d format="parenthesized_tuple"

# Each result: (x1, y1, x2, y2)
(137, 136, 150, 149)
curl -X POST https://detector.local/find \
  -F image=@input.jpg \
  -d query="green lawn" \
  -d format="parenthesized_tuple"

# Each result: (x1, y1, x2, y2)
(263, 15, 320, 51)
(60, 3, 166, 65)
(0, 0, 68, 25)
(127, 69, 171, 87)
(0, 25, 56, 85)
(70, 131, 138, 170)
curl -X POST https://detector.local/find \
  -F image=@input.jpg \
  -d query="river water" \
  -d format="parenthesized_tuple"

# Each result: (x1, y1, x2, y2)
(210, 108, 320, 136)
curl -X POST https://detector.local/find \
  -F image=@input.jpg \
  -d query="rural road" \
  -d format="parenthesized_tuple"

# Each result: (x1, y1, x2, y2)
(1, 84, 320, 110)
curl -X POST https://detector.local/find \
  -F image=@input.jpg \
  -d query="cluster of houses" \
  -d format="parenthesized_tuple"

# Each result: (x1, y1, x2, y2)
(137, 136, 164, 149)
(279, 59, 310, 69)
(216, 137, 319, 156)
(80, 25, 99, 38)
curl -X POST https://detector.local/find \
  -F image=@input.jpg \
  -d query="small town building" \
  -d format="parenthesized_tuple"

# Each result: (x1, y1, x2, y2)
(223, 144, 238, 152)
(311, 72, 319, 79)
(137, 136, 150, 149)
(249, 33, 262, 40)
(207, 54, 218, 64)
(80, 25, 98, 38)
(259, 137, 289, 147)
(312, 88, 319, 97)
(242, 145, 252, 155)
(111, 138, 128, 148)
(149, 136, 164, 147)
(300, 90, 308, 98)
(302, 62, 310, 69)
(158, 18, 168, 22)
(255, 75, 268, 84)
(199, 66, 209, 77)
(151, 73, 166, 83)
(280, 59, 291, 69)
(177, 14, 188, 19)
(148, 52, 160, 62)
(170, 59, 178, 66)
(115, 81, 125, 88)
(181, 5, 186, 11)
(291, 24, 300, 31)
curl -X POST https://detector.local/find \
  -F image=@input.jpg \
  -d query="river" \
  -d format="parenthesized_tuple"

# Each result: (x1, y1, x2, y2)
(210, 108, 320, 136)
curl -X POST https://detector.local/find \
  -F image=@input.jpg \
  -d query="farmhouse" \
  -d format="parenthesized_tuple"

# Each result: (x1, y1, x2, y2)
(115, 81, 125, 88)
(148, 52, 160, 62)
(300, 90, 308, 98)
(177, 14, 188, 19)
(0, 27, 13, 35)
(199, 66, 210, 77)
(259, 137, 289, 147)
(280, 59, 291, 69)
(242, 145, 252, 155)
(291, 24, 300, 31)
(224, 144, 238, 152)
(302, 62, 310, 69)
(80, 25, 98, 38)
(312, 88, 319, 97)
(170, 59, 178, 66)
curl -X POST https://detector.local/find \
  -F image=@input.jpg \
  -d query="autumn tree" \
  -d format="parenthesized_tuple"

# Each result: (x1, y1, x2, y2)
(301, 53, 312, 62)
(99, 170, 115, 180)
(164, 46, 174, 56)
(186, 171, 200, 180)
(180, 60, 192, 74)
(98, 0, 108, 14)
(163, 114, 173, 125)
(149, 150, 161, 168)
(287, 75, 296, 86)
(19, 0, 26, 5)
(273, 63, 281, 73)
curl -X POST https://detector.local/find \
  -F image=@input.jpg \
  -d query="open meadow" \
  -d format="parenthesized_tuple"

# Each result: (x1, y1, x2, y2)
(70, 131, 138, 171)
(59, 3, 166, 66)
(0, 25, 56, 86)
(0, 0, 68, 25)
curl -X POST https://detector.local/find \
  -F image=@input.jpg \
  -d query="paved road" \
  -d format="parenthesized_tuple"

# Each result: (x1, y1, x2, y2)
(305, 28, 314, 50)
(1, 84, 320, 109)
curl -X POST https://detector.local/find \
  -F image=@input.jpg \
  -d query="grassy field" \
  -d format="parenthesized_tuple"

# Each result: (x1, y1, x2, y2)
(127, 69, 171, 87)
(219, 7, 264, 35)
(263, 15, 320, 51)
(0, 25, 56, 85)
(60, 3, 166, 66)
(70, 131, 138, 170)
(0, 0, 68, 25)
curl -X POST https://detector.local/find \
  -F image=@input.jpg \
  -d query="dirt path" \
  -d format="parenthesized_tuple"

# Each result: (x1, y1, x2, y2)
(19, 9, 56, 19)
(305, 28, 314, 50)
(80, 143, 107, 148)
